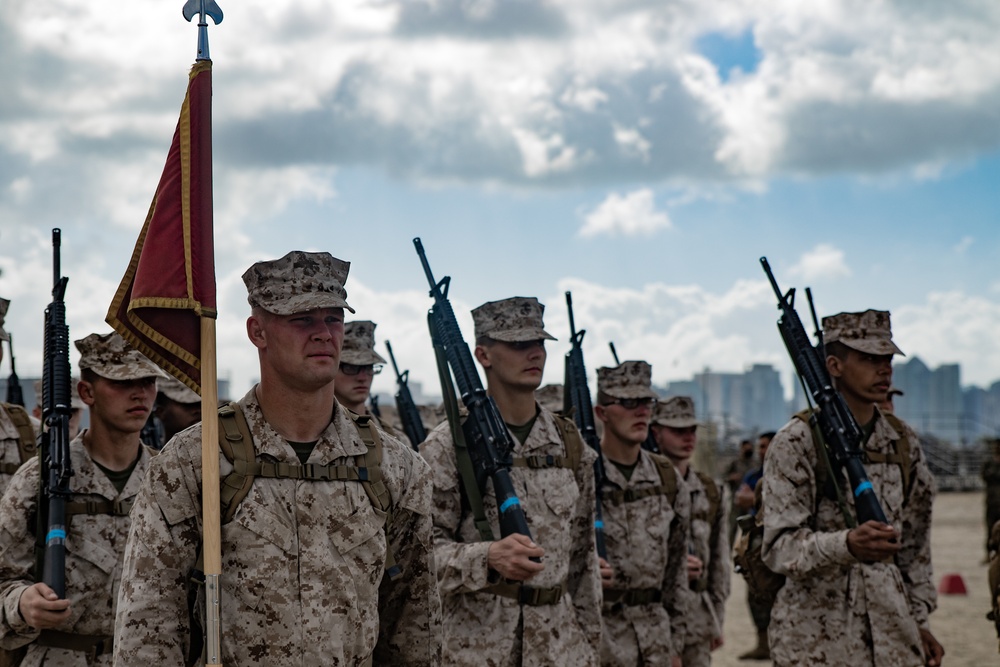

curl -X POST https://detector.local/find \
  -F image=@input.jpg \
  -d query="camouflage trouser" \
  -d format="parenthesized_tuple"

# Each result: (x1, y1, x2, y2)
(681, 641, 711, 667)
(748, 590, 772, 632)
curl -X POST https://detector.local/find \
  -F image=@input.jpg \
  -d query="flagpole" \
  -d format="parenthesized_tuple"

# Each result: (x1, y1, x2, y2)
(182, 1, 224, 664)
(200, 317, 222, 666)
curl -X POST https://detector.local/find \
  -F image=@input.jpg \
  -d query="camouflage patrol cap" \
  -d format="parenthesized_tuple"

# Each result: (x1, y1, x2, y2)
(823, 309, 904, 356)
(242, 250, 355, 316)
(157, 374, 200, 404)
(34, 378, 86, 410)
(535, 383, 564, 413)
(340, 321, 388, 366)
(472, 297, 556, 343)
(0, 297, 9, 342)
(75, 332, 168, 382)
(652, 396, 698, 428)
(597, 361, 659, 400)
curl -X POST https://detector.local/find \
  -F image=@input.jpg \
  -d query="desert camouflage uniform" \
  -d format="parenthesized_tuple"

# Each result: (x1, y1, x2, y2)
(0, 434, 152, 666)
(761, 414, 936, 666)
(0, 404, 37, 498)
(422, 408, 603, 666)
(113, 388, 441, 665)
(599, 449, 689, 666)
(675, 468, 730, 667)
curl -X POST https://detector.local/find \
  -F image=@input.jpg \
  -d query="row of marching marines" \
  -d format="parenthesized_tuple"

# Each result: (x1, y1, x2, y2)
(0, 241, 943, 666)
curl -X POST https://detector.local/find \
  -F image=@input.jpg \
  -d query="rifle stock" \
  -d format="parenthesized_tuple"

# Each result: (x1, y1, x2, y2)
(41, 229, 73, 598)
(563, 292, 607, 559)
(414, 238, 535, 546)
(386, 340, 426, 450)
(760, 257, 888, 527)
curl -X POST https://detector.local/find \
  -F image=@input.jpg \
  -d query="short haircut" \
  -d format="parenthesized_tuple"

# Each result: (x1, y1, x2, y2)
(475, 336, 497, 348)
(759, 431, 777, 441)
(824, 340, 851, 361)
(80, 368, 100, 384)
(596, 390, 614, 406)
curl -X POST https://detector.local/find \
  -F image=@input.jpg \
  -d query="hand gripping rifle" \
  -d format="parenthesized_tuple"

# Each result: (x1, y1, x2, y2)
(415, 238, 536, 548)
(760, 257, 888, 528)
(5, 334, 25, 407)
(563, 292, 607, 559)
(385, 340, 427, 450)
(40, 229, 74, 598)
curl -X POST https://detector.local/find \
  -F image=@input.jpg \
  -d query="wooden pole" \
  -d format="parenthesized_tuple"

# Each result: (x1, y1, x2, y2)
(201, 316, 222, 666)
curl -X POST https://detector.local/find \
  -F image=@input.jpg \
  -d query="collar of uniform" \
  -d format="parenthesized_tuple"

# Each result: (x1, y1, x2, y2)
(0, 405, 20, 439)
(71, 431, 150, 501)
(867, 408, 902, 452)
(517, 406, 565, 455)
(601, 449, 663, 490)
(238, 388, 368, 465)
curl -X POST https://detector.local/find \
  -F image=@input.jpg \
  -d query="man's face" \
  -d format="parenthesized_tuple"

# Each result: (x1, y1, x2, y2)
(828, 348, 893, 406)
(653, 424, 698, 463)
(156, 397, 202, 437)
(476, 339, 547, 392)
(596, 398, 655, 446)
(334, 362, 379, 411)
(758, 436, 772, 461)
(740, 441, 754, 459)
(81, 376, 158, 435)
(249, 307, 345, 390)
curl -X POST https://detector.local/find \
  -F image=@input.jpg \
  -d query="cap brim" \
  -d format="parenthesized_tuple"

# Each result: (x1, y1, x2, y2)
(487, 328, 557, 343)
(839, 338, 904, 356)
(88, 362, 169, 382)
(653, 417, 699, 428)
(339, 350, 388, 366)
(262, 293, 355, 316)
(602, 386, 660, 400)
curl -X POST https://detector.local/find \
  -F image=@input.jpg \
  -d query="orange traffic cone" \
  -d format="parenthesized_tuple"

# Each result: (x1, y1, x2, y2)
(938, 573, 968, 595)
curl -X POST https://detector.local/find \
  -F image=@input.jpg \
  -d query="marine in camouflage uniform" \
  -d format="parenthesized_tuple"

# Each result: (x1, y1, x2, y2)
(761, 310, 943, 667)
(335, 320, 402, 440)
(0, 297, 41, 497)
(420, 297, 603, 666)
(154, 374, 201, 445)
(0, 332, 165, 665)
(594, 361, 688, 667)
(113, 251, 441, 666)
(650, 396, 730, 667)
(981, 439, 1000, 555)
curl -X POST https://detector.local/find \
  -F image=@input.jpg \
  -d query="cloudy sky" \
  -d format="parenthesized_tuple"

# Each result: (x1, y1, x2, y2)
(1, 0, 999, 402)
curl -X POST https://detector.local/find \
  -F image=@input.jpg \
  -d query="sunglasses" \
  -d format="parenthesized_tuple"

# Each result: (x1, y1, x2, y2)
(666, 426, 698, 436)
(603, 397, 657, 410)
(339, 363, 383, 376)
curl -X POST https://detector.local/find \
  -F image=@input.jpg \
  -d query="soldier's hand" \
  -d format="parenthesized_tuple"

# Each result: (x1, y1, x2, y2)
(671, 656, 682, 667)
(919, 627, 944, 666)
(686, 554, 703, 582)
(18, 582, 71, 629)
(598, 557, 614, 589)
(846, 521, 901, 562)
(734, 483, 755, 511)
(488, 534, 545, 581)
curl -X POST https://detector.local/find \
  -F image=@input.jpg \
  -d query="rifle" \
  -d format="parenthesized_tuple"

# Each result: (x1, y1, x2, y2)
(414, 238, 536, 548)
(385, 340, 427, 451)
(563, 292, 607, 559)
(369, 394, 382, 419)
(760, 257, 888, 528)
(5, 334, 25, 407)
(39, 229, 73, 598)
(608, 342, 620, 365)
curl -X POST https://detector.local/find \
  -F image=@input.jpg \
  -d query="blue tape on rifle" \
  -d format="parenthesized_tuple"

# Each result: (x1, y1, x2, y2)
(595, 520, 604, 529)
(854, 481, 873, 497)
(500, 497, 521, 513)
(46, 529, 67, 542)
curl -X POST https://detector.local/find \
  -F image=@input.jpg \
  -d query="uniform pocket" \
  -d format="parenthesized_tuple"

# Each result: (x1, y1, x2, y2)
(221, 498, 295, 611)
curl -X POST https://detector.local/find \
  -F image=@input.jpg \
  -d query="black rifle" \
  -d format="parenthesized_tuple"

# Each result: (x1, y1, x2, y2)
(608, 342, 620, 365)
(760, 257, 888, 527)
(369, 394, 382, 420)
(40, 229, 73, 598)
(414, 238, 536, 547)
(386, 340, 426, 450)
(5, 334, 25, 407)
(563, 292, 607, 559)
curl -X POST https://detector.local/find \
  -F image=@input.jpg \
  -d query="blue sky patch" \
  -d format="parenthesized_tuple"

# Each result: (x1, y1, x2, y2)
(695, 27, 763, 82)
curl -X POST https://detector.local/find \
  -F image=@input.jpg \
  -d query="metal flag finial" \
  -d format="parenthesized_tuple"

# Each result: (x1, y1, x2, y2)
(183, 0, 224, 61)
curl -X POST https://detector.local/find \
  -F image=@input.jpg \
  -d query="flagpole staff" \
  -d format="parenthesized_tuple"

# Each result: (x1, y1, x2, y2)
(182, 1, 223, 665)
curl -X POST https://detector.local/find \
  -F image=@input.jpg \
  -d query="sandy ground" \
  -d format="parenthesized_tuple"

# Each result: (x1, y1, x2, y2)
(711, 491, 997, 667)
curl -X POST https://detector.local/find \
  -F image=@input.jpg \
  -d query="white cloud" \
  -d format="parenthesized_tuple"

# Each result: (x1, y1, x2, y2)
(953, 236, 974, 254)
(579, 189, 671, 238)
(788, 243, 851, 282)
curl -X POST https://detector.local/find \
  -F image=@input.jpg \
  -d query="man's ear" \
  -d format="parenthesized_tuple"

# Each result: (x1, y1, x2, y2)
(826, 354, 843, 379)
(473, 344, 491, 369)
(247, 315, 266, 350)
(77, 379, 96, 407)
(593, 404, 607, 424)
